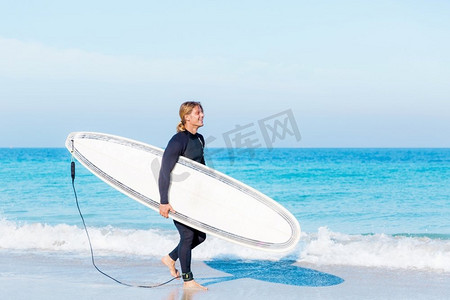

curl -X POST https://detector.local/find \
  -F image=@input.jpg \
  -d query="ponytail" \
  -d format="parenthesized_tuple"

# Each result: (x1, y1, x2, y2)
(176, 121, 185, 133)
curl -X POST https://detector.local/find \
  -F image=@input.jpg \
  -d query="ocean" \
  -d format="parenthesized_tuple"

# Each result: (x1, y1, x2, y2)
(1, 147, 449, 275)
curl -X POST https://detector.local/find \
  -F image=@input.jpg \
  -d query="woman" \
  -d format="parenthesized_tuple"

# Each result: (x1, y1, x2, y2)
(159, 101, 208, 290)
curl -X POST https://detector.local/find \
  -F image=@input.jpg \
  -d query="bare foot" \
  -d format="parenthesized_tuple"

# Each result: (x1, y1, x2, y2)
(161, 255, 180, 279)
(183, 280, 208, 290)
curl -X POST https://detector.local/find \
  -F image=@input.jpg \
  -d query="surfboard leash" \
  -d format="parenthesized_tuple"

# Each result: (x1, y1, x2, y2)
(70, 152, 180, 288)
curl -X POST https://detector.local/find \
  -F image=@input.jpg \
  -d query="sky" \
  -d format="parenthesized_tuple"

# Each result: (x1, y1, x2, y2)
(1, 0, 449, 148)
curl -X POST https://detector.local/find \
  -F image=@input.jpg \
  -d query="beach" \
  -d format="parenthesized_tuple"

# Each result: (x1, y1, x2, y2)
(1, 250, 449, 300)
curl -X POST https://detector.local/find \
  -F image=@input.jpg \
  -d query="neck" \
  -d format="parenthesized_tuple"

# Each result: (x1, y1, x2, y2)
(185, 124, 198, 135)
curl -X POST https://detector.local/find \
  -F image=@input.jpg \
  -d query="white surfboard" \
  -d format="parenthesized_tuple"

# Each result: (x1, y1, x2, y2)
(66, 132, 300, 252)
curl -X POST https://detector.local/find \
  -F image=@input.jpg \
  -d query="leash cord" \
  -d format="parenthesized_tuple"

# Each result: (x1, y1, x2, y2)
(71, 159, 180, 288)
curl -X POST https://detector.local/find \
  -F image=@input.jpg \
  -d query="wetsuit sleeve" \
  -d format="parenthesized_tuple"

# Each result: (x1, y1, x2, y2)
(198, 134, 206, 165)
(159, 134, 184, 205)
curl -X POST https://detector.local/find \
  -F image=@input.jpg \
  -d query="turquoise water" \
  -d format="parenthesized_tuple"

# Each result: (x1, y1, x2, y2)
(1, 147, 449, 235)
(1, 147, 449, 272)
(210, 148, 450, 236)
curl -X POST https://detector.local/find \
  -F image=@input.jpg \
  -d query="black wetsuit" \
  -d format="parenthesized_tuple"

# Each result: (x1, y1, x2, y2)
(158, 130, 206, 281)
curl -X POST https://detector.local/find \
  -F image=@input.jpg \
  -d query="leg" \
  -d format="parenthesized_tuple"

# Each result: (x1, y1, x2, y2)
(192, 230, 206, 250)
(162, 221, 205, 280)
(173, 221, 207, 290)
(168, 222, 205, 261)
(173, 220, 196, 275)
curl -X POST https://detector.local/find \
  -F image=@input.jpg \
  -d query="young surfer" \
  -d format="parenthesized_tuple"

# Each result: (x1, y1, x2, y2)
(159, 101, 208, 290)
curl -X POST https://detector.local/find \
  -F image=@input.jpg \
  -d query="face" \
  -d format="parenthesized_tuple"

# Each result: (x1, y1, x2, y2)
(185, 105, 204, 128)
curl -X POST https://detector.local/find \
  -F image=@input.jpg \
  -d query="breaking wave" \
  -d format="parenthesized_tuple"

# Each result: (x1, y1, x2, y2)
(1, 219, 449, 272)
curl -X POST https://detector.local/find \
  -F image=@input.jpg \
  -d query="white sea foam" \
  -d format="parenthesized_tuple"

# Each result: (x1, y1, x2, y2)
(300, 227, 450, 272)
(1, 220, 449, 272)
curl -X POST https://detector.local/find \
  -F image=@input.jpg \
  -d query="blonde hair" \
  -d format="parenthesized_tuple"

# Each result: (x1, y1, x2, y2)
(177, 101, 203, 132)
